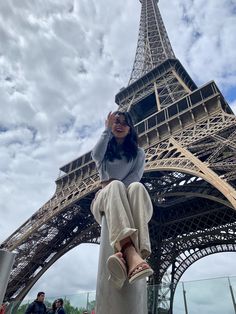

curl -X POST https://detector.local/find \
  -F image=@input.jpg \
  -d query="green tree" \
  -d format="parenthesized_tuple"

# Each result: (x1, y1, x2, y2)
(16, 303, 28, 314)
(63, 299, 80, 314)
(87, 299, 96, 313)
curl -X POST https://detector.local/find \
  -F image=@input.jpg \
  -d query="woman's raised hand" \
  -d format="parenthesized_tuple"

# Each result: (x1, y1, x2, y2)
(105, 112, 116, 129)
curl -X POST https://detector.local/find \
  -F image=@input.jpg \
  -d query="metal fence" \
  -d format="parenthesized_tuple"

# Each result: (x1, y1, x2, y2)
(7, 276, 236, 314)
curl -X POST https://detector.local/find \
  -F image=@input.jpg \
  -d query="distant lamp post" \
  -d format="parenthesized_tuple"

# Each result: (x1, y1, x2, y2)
(182, 282, 188, 314)
(228, 277, 236, 314)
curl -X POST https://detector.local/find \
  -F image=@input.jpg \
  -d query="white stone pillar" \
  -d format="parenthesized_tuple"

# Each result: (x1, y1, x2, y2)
(0, 249, 16, 305)
(95, 216, 148, 314)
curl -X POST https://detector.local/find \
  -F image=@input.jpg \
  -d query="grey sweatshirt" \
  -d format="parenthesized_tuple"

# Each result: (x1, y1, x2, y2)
(91, 128, 145, 187)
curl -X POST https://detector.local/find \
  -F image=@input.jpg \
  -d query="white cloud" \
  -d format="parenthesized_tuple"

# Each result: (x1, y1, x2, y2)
(27, 244, 100, 299)
(0, 0, 235, 304)
(230, 99, 236, 113)
(160, 0, 236, 90)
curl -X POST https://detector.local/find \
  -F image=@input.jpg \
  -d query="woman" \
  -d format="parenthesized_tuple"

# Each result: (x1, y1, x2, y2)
(91, 111, 153, 289)
(0, 304, 6, 314)
(55, 299, 65, 314)
(47, 300, 57, 314)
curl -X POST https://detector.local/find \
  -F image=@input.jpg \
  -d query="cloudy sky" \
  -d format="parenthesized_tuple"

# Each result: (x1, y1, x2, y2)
(0, 0, 236, 309)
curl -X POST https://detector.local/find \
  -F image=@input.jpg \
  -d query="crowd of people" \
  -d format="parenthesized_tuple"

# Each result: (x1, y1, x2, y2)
(24, 292, 66, 314)
(24, 292, 92, 314)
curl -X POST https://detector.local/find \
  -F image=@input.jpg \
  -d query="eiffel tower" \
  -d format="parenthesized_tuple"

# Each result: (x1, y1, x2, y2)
(1, 0, 236, 313)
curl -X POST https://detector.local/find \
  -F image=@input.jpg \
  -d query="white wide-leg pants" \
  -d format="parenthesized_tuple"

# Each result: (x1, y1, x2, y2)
(91, 180, 153, 259)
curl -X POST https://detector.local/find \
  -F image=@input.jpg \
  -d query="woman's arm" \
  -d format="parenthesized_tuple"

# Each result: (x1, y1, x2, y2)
(91, 128, 112, 164)
(91, 112, 116, 165)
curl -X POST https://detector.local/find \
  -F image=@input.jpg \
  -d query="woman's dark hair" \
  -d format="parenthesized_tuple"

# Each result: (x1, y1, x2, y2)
(57, 299, 63, 306)
(52, 300, 57, 312)
(105, 111, 138, 162)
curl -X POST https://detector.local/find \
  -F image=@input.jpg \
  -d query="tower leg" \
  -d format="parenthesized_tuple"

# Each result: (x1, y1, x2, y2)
(95, 216, 148, 314)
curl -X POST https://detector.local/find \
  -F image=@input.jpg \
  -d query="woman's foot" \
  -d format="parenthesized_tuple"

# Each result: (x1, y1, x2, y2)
(122, 244, 153, 284)
(128, 262, 153, 284)
(106, 252, 127, 289)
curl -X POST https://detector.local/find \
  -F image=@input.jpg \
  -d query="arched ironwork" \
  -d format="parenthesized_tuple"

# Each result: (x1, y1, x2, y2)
(1, 1, 236, 313)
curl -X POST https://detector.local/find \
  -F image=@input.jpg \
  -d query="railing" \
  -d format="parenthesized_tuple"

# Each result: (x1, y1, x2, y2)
(173, 276, 236, 314)
(57, 80, 231, 180)
(9, 275, 236, 314)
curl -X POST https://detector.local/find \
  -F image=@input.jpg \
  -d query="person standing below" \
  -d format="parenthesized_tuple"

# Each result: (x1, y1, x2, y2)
(0, 303, 7, 314)
(91, 111, 153, 289)
(55, 299, 65, 314)
(46, 300, 57, 314)
(24, 292, 47, 314)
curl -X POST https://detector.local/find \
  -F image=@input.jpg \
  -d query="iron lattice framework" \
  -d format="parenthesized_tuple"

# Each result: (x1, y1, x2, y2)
(129, 0, 175, 84)
(1, 0, 236, 313)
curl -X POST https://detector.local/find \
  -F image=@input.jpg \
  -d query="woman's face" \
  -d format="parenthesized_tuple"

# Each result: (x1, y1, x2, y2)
(111, 114, 130, 141)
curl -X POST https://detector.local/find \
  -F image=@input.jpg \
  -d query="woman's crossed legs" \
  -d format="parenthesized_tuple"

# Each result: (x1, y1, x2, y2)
(92, 180, 153, 288)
